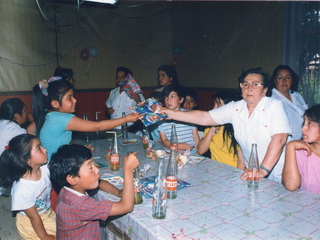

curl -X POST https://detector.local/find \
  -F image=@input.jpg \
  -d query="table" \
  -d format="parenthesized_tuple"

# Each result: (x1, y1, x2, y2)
(73, 132, 320, 240)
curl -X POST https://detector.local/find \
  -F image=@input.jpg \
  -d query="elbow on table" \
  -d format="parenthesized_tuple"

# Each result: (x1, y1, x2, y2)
(283, 181, 300, 192)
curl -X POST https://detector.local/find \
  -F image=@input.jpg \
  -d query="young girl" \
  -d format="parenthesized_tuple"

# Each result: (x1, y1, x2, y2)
(283, 104, 320, 195)
(0, 134, 56, 240)
(32, 77, 142, 160)
(197, 90, 245, 169)
(0, 98, 29, 195)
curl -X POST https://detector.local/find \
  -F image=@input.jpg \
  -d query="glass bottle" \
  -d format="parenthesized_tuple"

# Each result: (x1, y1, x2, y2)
(247, 143, 259, 189)
(166, 150, 178, 199)
(170, 125, 178, 151)
(152, 160, 167, 219)
(142, 128, 149, 150)
(133, 168, 143, 205)
(110, 136, 120, 171)
(121, 112, 128, 139)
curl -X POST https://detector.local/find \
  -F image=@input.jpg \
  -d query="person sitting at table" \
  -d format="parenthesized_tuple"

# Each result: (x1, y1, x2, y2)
(155, 65, 179, 92)
(106, 67, 143, 129)
(283, 104, 320, 195)
(49, 144, 139, 240)
(197, 90, 245, 169)
(32, 77, 142, 210)
(182, 87, 199, 110)
(158, 84, 200, 153)
(268, 65, 308, 140)
(161, 68, 291, 183)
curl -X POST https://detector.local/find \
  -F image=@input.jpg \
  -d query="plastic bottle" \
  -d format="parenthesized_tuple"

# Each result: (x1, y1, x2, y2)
(121, 112, 128, 139)
(166, 150, 178, 199)
(170, 125, 178, 151)
(152, 160, 167, 219)
(110, 137, 120, 171)
(133, 168, 143, 205)
(247, 143, 259, 189)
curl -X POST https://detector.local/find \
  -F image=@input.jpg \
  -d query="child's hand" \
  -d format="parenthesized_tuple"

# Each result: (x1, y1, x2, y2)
(289, 140, 312, 156)
(42, 234, 56, 240)
(126, 112, 144, 122)
(178, 143, 194, 151)
(124, 152, 139, 171)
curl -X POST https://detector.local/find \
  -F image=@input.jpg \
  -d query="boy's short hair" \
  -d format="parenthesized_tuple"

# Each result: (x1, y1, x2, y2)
(49, 144, 92, 188)
(162, 84, 186, 100)
(185, 87, 199, 103)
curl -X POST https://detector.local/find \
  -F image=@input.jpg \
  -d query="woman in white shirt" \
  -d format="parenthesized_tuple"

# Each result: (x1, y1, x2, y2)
(268, 65, 308, 140)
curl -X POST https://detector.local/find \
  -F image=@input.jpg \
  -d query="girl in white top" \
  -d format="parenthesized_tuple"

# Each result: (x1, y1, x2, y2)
(0, 134, 56, 240)
(0, 98, 29, 196)
(268, 65, 308, 140)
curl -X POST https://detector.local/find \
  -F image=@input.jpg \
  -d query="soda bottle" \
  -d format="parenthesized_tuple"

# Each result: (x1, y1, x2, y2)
(110, 137, 120, 171)
(121, 112, 128, 139)
(142, 128, 149, 150)
(152, 159, 167, 219)
(166, 150, 178, 199)
(247, 143, 259, 189)
(170, 125, 178, 151)
(133, 168, 143, 205)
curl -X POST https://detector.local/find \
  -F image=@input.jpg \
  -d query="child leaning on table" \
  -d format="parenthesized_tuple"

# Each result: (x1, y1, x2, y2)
(283, 104, 320, 195)
(48, 144, 139, 240)
(158, 84, 200, 153)
(0, 134, 56, 240)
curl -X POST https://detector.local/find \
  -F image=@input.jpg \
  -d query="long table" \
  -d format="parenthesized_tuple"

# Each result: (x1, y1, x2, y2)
(73, 132, 320, 240)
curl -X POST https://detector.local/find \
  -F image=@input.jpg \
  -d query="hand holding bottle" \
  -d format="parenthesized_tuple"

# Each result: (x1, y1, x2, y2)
(124, 152, 139, 172)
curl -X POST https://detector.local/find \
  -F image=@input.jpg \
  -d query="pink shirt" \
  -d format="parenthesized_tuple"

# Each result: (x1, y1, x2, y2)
(296, 150, 320, 195)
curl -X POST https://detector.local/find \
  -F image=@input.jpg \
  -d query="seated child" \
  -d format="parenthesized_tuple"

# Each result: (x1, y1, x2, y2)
(182, 87, 199, 110)
(0, 98, 28, 195)
(283, 104, 320, 195)
(158, 84, 200, 153)
(197, 90, 245, 169)
(0, 134, 56, 240)
(49, 144, 139, 240)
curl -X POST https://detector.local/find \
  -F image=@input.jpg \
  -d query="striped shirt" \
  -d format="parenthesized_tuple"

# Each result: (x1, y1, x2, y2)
(158, 119, 197, 153)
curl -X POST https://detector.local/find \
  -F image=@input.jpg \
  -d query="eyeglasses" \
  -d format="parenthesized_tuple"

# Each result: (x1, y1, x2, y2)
(240, 82, 264, 89)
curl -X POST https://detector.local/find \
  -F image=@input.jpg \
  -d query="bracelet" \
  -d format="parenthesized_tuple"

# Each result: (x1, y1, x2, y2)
(259, 165, 270, 174)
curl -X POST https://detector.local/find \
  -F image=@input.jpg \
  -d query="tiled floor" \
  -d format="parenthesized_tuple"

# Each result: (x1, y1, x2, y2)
(0, 195, 22, 240)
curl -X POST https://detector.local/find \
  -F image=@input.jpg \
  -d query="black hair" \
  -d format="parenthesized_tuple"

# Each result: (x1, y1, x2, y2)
(162, 84, 186, 101)
(267, 65, 299, 96)
(303, 104, 320, 128)
(212, 90, 240, 156)
(49, 144, 92, 189)
(0, 134, 36, 188)
(238, 67, 269, 88)
(157, 65, 178, 84)
(185, 87, 199, 104)
(0, 98, 25, 123)
(32, 80, 73, 137)
(116, 66, 133, 77)
(53, 67, 74, 82)
(148, 91, 164, 106)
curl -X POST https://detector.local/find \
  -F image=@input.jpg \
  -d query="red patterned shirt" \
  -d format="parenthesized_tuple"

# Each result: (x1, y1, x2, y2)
(56, 187, 113, 240)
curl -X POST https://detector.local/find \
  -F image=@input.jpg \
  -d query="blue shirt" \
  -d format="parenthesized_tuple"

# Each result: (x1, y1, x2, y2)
(40, 111, 74, 160)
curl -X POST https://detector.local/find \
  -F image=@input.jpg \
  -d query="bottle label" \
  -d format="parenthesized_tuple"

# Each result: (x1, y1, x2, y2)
(170, 144, 177, 151)
(248, 169, 259, 181)
(166, 176, 178, 191)
(110, 154, 120, 164)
